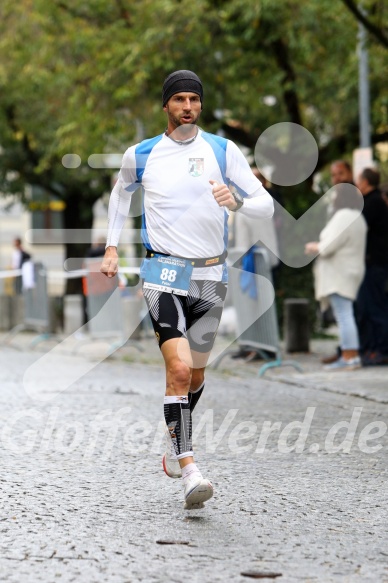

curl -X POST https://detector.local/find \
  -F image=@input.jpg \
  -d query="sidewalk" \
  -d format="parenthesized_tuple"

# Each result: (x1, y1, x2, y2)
(0, 331, 387, 582)
(3, 330, 385, 404)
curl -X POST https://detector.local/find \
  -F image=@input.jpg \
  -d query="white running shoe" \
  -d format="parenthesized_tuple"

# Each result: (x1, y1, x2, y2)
(162, 425, 182, 479)
(324, 356, 361, 371)
(183, 475, 213, 510)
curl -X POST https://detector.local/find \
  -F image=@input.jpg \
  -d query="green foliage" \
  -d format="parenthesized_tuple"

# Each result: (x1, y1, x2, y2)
(0, 0, 386, 291)
(0, 0, 386, 167)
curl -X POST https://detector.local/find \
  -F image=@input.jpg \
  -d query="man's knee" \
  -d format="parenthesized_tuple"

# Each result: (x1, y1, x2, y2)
(166, 359, 192, 393)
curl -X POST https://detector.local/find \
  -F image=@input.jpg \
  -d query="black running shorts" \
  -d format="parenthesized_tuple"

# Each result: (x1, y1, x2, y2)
(143, 279, 228, 353)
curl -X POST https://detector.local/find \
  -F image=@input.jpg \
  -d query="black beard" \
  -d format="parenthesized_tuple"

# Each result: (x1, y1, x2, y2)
(167, 111, 200, 131)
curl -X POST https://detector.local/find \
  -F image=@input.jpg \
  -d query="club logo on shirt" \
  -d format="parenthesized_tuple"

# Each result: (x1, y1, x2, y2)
(188, 158, 204, 177)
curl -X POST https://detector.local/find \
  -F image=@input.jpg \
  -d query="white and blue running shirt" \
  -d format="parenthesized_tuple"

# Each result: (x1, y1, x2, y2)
(106, 129, 274, 281)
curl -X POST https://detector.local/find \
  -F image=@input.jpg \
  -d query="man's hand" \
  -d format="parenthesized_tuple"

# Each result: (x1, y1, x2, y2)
(100, 246, 119, 277)
(304, 242, 319, 255)
(209, 180, 237, 211)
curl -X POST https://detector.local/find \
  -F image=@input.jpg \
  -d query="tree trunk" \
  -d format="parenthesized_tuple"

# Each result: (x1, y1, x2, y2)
(63, 191, 95, 294)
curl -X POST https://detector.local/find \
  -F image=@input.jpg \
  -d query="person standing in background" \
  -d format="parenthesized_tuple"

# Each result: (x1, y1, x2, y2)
(330, 160, 354, 188)
(11, 237, 31, 295)
(355, 168, 388, 365)
(320, 160, 355, 363)
(380, 184, 388, 207)
(305, 185, 367, 370)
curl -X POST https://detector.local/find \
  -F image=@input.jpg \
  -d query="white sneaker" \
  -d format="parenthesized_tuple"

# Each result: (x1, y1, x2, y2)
(183, 475, 213, 510)
(324, 356, 361, 371)
(162, 425, 182, 479)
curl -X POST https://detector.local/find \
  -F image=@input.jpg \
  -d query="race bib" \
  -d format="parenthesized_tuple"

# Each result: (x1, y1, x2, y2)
(143, 254, 194, 296)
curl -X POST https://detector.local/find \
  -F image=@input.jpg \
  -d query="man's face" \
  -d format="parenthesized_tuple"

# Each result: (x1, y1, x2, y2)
(330, 163, 353, 185)
(163, 92, 202, 130)
(356, 174, 368, 195)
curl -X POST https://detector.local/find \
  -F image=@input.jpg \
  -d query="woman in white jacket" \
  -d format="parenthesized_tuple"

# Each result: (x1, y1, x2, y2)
(305, 185, 367, 370)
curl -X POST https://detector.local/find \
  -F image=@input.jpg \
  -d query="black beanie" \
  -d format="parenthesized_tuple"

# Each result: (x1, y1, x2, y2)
(162, 70, 203, 106)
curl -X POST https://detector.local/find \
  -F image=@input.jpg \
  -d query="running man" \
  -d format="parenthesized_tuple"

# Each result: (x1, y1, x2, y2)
(101, 70, 274, 509)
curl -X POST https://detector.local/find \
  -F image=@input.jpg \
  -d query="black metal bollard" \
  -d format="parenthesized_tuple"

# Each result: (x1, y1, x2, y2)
(284, 298, 310, 353)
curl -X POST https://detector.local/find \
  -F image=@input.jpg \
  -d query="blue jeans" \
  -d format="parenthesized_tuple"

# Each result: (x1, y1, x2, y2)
(328, 293, 360, 350)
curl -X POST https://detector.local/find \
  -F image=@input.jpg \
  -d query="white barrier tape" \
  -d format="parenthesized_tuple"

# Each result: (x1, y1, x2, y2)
(48, 269, 87, 280)
(117, 267, 141, 275)
(47, 266, 141, 281)
(0, 269, 22, 278)
(0, 266, 140, 282)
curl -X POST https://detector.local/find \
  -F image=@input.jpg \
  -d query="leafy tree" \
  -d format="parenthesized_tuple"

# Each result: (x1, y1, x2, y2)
(0, 0, 387, 299)
(341, 0, 388, 48)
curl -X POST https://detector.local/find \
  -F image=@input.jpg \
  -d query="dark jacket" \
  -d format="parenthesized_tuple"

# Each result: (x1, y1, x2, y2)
(362, 188, 388, 266)
(19, 250, 31, 267)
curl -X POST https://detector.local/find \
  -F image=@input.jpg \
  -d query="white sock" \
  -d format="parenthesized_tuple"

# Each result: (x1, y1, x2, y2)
(181, 463, 202, 485)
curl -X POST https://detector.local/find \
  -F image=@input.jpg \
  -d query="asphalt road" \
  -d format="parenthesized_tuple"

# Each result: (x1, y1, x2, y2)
(0, 344, 387, 583)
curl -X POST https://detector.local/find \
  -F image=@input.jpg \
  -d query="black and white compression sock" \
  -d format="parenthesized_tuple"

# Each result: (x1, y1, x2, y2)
(188, 381, 205, 412)
(164, 396, 193, 459)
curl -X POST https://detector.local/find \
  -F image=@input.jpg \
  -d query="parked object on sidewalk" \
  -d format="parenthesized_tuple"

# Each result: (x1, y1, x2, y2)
(284, 298, 310, 353)
(72, 258, 143, 356)
(1, 262, 52, 348)
(212, 247, 302, 377)
(64, 295, 84, 336)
